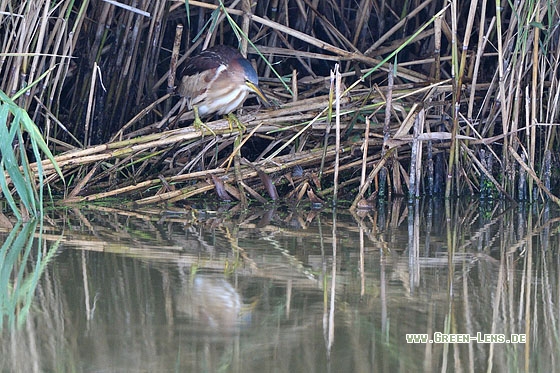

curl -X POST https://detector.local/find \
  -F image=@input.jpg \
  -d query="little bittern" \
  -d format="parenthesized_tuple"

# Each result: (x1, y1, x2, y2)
(177, 45, 269, 122)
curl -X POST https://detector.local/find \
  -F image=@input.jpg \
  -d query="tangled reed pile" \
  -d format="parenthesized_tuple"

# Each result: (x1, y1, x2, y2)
(2, 0, 560, 211)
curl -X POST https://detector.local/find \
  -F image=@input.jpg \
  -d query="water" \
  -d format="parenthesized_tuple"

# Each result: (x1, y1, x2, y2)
(1, 199, 558, 372)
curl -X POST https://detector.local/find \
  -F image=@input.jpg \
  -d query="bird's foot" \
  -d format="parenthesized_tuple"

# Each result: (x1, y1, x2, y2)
(193, 106, 216, 136)
(226, 113, 246, 133)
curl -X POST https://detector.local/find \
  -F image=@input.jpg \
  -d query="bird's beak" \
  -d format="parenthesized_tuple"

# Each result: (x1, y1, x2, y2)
(246, 81, 270, 107)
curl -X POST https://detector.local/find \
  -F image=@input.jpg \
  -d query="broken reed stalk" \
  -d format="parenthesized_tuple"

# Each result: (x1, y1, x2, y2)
(168, 24, 183, 95)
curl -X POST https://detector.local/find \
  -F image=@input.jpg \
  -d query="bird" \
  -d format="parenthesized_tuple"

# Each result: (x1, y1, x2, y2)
(176, 45, 269, 130)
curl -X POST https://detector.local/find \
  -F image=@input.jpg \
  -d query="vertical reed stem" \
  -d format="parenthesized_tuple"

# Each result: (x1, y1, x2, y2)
(360, 116, 371, 190)
(529, 12, 541, 201)
(332, 64, 341, 205)
(446, 0, 458, 199)
(379, 65, 393, 198)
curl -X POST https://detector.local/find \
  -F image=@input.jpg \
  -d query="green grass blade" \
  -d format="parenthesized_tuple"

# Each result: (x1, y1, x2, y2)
(0, 109, 35, 215)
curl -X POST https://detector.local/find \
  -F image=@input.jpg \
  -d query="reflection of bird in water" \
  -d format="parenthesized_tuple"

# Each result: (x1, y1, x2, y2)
(175, 275, 250, 331)
(176, 45, 270, 130)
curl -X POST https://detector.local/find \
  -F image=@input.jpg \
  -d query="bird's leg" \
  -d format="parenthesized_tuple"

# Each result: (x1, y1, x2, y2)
(220, 114, 246, 171)
(192, 106, 216, 136)
(226, 113, 246, 133)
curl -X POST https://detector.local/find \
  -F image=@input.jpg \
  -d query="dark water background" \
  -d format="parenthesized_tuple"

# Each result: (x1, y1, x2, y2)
(1, 198, 558, 372)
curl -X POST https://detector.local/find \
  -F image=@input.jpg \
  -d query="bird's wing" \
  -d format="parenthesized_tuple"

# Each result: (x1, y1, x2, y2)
(178, 69, 214, 105)
(181, 47, 231, 76)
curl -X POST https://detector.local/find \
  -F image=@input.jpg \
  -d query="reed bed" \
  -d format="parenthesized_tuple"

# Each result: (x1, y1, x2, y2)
(1, 0, 560, 212)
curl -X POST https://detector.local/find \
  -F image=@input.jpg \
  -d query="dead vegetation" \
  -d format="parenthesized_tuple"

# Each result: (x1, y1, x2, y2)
(2, 0, 560, 211)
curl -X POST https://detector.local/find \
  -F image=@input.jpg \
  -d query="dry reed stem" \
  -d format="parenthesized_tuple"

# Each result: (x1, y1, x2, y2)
(510, 146, 560, 206)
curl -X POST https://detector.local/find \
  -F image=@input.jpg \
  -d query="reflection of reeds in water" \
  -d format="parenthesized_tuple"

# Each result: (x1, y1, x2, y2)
(0, 220, 59, 330)
(2, 1, 560, 209)
(1, 200, 560, 370)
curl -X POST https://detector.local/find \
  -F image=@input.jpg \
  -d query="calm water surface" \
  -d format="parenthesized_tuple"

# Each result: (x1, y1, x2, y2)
(1, 199, 559, 372)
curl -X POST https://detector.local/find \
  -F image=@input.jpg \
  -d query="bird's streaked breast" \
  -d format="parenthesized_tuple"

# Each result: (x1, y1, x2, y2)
(198, 86, 248, 116)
